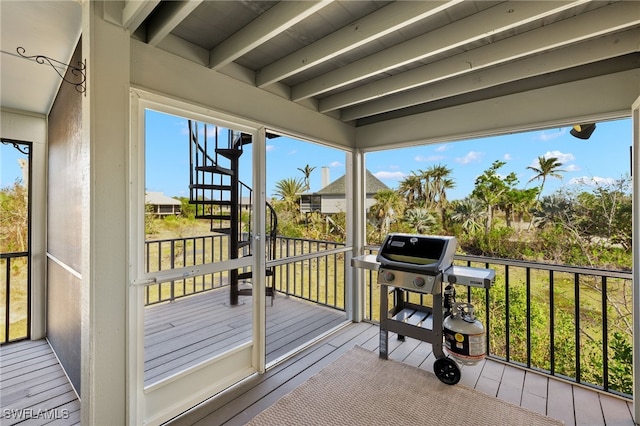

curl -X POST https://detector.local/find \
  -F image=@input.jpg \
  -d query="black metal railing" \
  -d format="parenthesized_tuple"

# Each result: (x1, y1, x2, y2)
(144, 235, 346, 310)
(142, 236, 632, 398)
(270, 237, 346, 310)
(1, 252, 30, 344)
(362, 246, 633, 399)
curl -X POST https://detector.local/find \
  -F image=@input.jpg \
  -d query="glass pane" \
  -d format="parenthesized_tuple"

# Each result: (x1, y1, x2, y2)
(0, 140, 30, 343)
(143, 109, 254, 384)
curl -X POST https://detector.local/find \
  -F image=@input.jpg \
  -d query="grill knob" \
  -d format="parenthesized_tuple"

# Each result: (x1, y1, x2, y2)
(383, 271, 395, 282)
(413, 276, 426, 288)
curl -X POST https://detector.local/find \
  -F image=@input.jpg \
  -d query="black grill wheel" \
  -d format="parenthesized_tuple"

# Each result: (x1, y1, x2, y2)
(434, 357, 461, 385)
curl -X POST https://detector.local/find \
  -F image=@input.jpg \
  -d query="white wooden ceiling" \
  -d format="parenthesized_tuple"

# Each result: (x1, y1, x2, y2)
(1, 1, 639, 127)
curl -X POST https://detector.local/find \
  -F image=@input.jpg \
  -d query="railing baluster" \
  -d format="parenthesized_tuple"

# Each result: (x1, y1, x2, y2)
(5, 256, 11, 343)
(526, 267, 532, 368)
(602, 276, 608, 391)
(574, 273, 581, 384)
(549, 270, 555, 375)
(505, 264, 510, 362)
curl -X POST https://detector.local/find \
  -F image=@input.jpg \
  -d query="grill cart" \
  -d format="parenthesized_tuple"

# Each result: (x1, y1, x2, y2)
(352, 233, 495, 385)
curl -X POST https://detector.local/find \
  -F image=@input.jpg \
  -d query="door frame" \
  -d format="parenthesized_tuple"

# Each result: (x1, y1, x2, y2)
(128, 89, 267, 425)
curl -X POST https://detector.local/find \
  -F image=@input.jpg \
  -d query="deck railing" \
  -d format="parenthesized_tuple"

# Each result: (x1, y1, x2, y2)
(144, 235, 346, 310)
(363, 246, 633, 399)
(142, 236, 632, 398)
(1, 252, 30, 344)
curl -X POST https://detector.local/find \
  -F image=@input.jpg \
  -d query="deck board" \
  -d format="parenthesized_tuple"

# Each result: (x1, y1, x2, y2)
(143, 288, 347, 385)
(0, 341, 80, 426)
(167, 322, 635, 426)
(1, 295, 634, 426)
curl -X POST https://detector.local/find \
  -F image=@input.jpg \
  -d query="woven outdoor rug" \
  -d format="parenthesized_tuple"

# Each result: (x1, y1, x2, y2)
(247, 345, 563, 426)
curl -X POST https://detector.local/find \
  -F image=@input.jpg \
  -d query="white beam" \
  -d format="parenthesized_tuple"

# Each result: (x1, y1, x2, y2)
(291, 0, 587, 101)
(255, 0, 461, 87)
(325, 2, 640, 116)
(147, 0, 203, 46)
(340, 30, 640, 122)
(209, 0, 333, 71)
(355, 69, 638, 150)
(122, 0, 160, 32)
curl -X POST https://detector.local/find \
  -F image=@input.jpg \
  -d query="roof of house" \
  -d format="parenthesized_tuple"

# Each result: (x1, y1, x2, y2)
(145, 191, 182, 206)
(317, 170, 388, 196)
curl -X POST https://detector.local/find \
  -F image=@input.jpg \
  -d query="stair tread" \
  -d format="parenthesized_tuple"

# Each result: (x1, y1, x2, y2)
(190, 184, 232, 191)
(216, 148, 243, 159)
(196, 165, 234, 176)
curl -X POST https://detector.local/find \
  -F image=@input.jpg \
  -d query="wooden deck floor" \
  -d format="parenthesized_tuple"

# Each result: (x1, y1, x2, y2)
(0, 339, 81, 425)
(167, 321, 636, 426)
(144, 288, 348, 385)
(1, 297, 635, 426)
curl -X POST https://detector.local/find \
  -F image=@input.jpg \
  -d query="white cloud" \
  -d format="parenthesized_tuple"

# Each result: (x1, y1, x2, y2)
(455, 151, 483, 164)
(528, 151, 575, 168)
(535, 128, 566, 141)
(374, 171, 406, 180)
(415, 154, 445, 162)
(435, 145, 448, 152)
(565, 164, 580, 172)
(329, 161, 343, 167)
(543, 150, 574, 163)
(504, 153, 512, 161)
(569, 176, 616, 186)
(266, 145, 275, 152)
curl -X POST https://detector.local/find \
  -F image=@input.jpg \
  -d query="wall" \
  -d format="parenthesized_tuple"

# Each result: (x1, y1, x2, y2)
(46, 41, 83, 393)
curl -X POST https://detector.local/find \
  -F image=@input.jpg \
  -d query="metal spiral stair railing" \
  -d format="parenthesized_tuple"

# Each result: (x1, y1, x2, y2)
(188, 120, 277, 305)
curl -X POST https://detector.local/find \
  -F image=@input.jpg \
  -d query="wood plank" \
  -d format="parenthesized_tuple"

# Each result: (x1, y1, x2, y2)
(474, 359, 504, 396)
(497, 364, 525, 406)
(599, 393, 634, 426)
(521, 371, 548, 415)
(547, 377, 576, 426)
(573, 385, 605, 425)
(458, 358, 485, 388)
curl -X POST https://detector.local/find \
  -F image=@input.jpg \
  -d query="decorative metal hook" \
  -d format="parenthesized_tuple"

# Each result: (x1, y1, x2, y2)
(1, 138, 30, 155)
(16, 46, 86, 95)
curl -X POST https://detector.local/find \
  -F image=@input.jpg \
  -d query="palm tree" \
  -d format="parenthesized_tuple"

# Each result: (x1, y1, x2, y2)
(273, 177, 305, 212)
(450, 197, 486, 234)
(527, 156, 566, 201)
(297, 164, 316, 191)
(369, 189, 404, 236)
(419, 165, 455, 226)
(403, 207, 437, 234)
(398, 174, 424, 208)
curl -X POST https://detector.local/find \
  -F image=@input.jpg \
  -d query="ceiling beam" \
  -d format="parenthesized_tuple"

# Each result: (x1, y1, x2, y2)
(291, 0, 587, 102)
(208, 0, 333, 71)
(328, 1, 640, 117)
(122, 0, 160, 32)
(146, 1, 203, 47)
(341, 28, 640, 122)
(255, 0, 462, 88)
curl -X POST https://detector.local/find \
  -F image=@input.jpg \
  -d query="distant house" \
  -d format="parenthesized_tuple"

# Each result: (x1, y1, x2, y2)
(145, 191, 181, 216)
(300, 169, 389, 215)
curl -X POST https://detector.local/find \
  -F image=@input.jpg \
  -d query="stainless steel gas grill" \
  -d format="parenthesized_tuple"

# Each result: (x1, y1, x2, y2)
(352, 233, 495, 385)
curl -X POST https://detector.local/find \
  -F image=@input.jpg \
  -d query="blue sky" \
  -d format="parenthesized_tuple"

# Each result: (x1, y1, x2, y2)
(1, 114, 631, 202)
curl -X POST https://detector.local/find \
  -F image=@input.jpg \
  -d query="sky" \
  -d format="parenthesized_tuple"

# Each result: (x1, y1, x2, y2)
(1, 113, 632, 202)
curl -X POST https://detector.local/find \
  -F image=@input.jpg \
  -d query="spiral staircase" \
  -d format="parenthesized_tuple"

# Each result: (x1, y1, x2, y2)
(188, 120, 277, 305)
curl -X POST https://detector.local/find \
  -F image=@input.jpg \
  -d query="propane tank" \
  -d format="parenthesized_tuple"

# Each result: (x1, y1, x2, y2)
(443, 302, 486, 365)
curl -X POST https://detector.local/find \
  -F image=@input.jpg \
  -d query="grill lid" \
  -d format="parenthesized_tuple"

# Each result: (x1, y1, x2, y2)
(376, 233, 457, 273)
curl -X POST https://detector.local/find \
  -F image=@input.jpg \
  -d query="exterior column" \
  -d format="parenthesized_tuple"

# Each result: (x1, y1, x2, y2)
(81, 2, 129, 424)
(348, 149, 366, 322)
